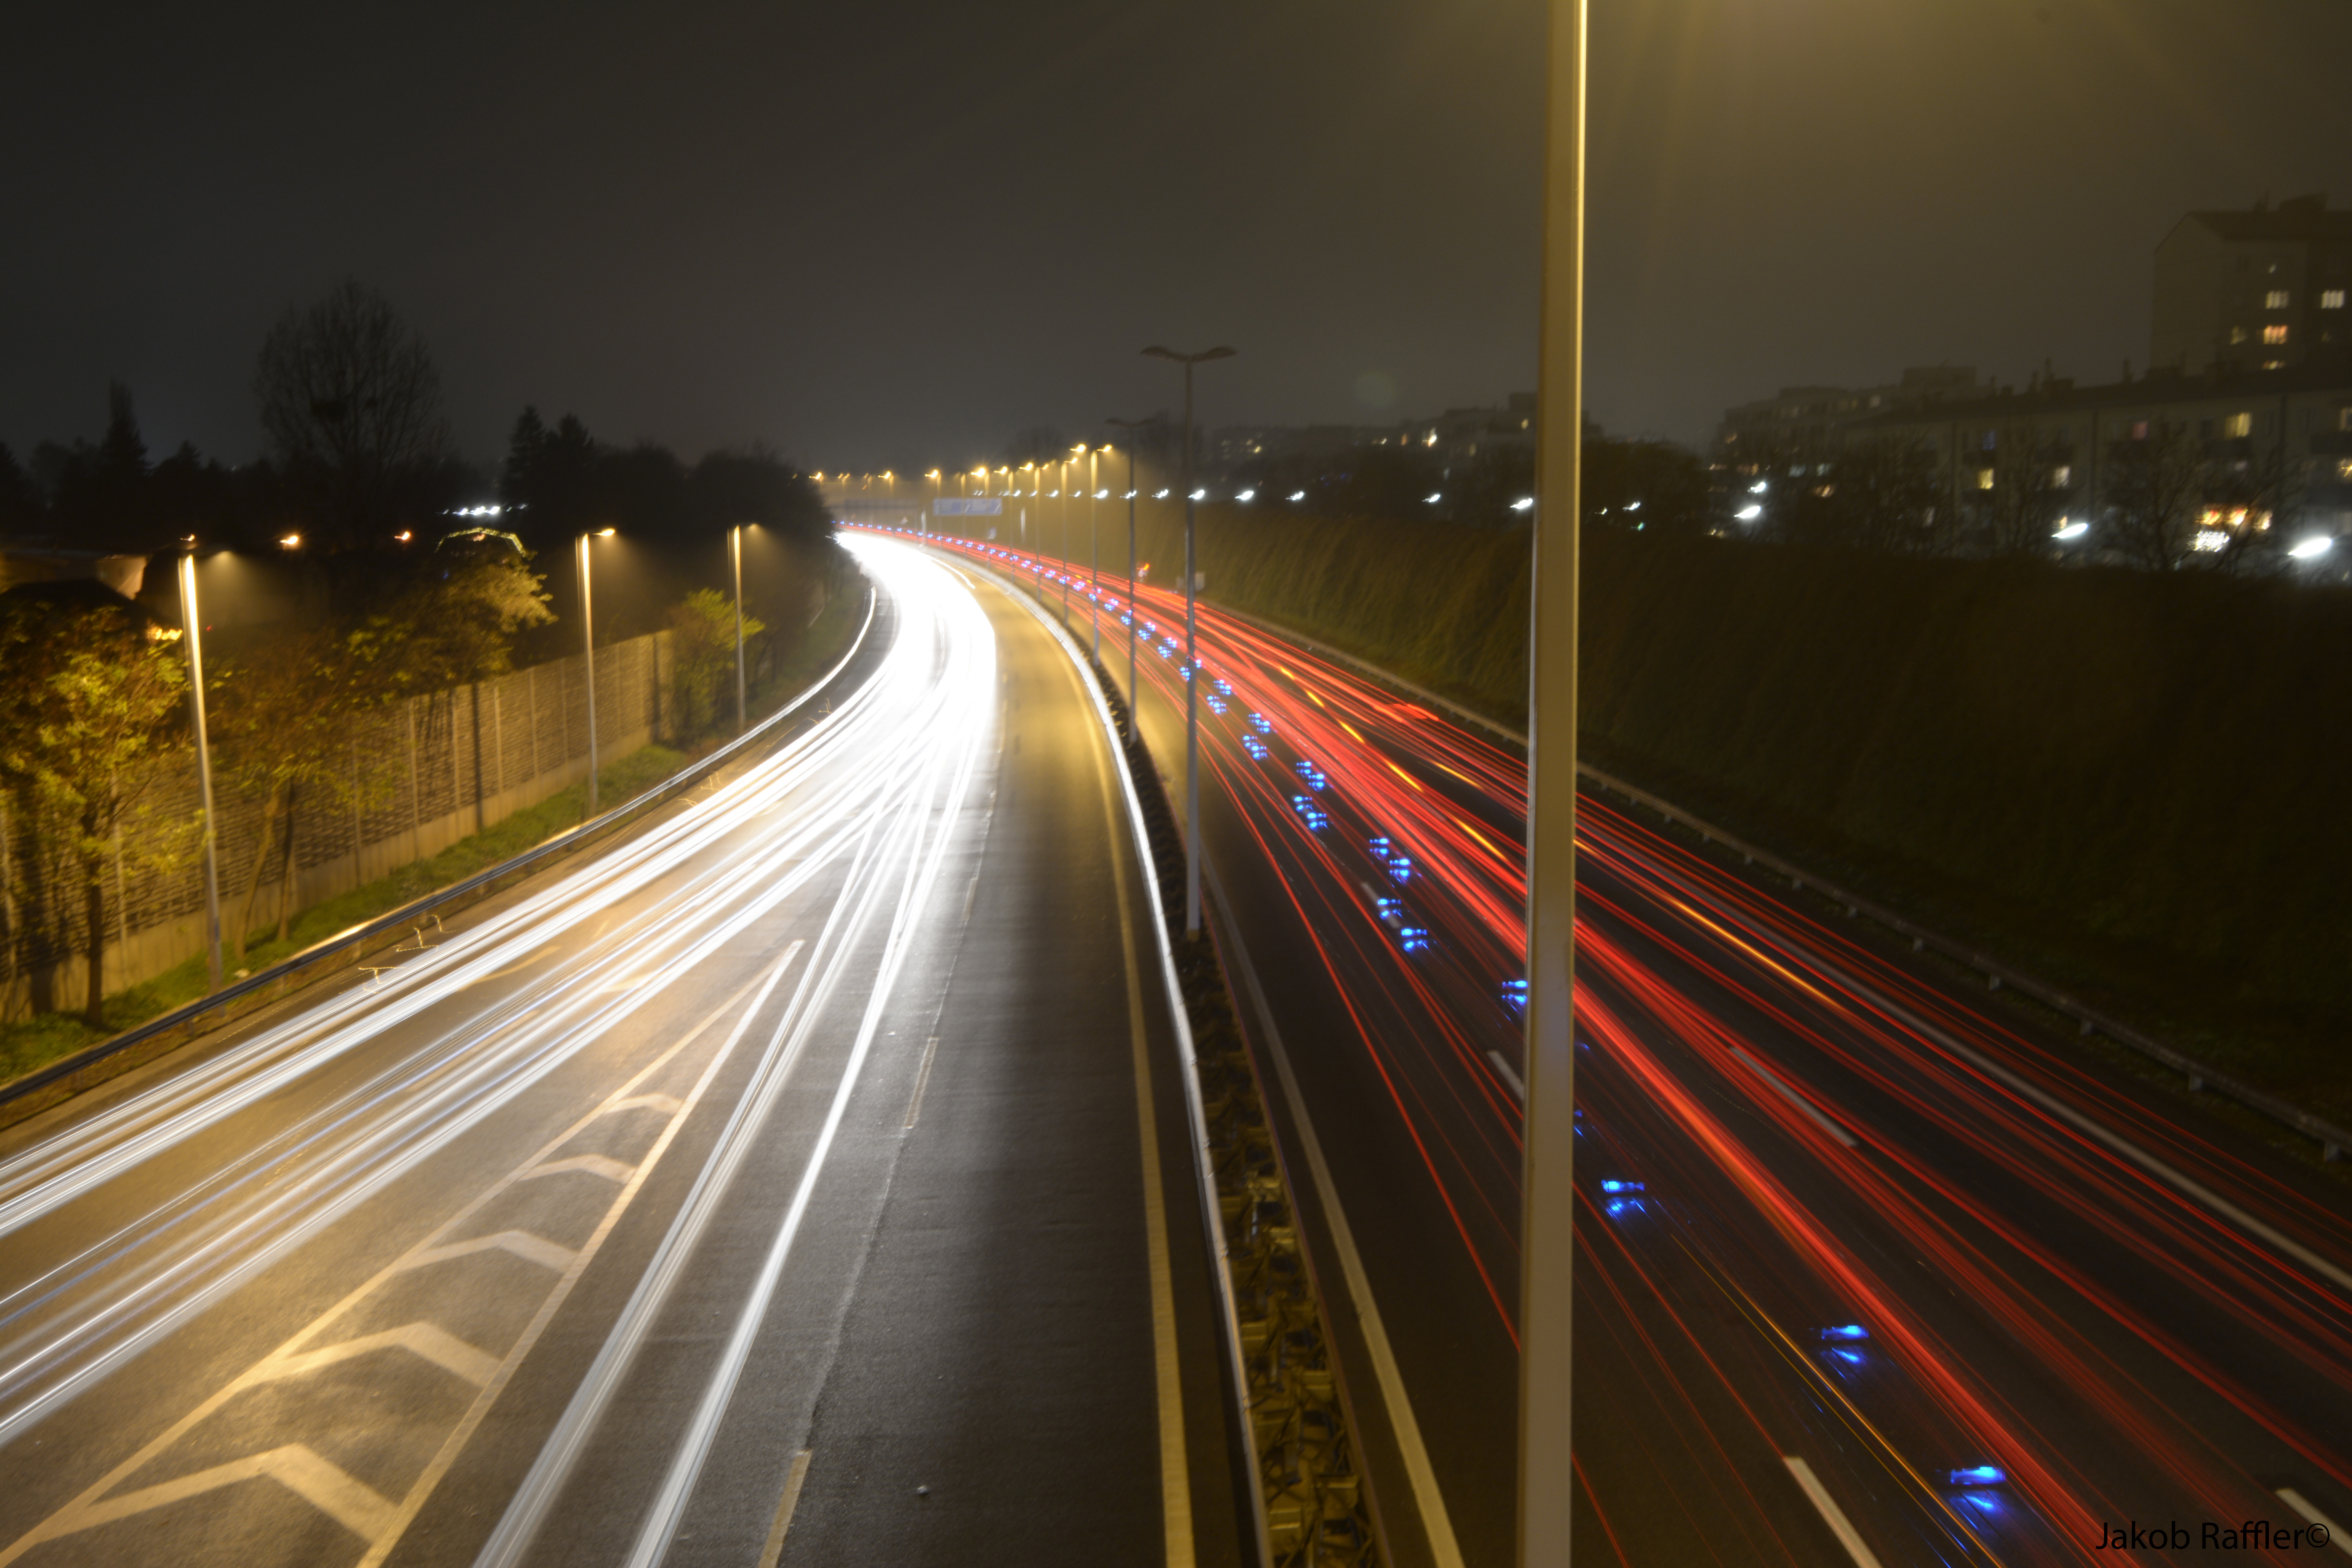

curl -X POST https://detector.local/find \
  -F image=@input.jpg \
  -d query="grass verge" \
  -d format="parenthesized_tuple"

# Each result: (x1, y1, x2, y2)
(0, 563, 872, 1089)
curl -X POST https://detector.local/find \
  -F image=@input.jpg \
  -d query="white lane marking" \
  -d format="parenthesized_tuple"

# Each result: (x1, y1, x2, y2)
(1209, 855, 1466, 1568)
(397, 1230, 577, 1275)
(757, 1450, 815, 1568)
(0, 959, 792, 1568)
(34, 1445, 396, 1548)
(2278, 1488, 2352, 1557)
(261, 1323, 500, 1388)
(604, 1093, 684, 1116)
(1730, 1045, 1859, 1149)
(1783, 1456, 1886, 1568)
(618, 552, 993, 1568)
(904, 1036, 942, 1130)
(1486, 1049, 1526, 1104)
(521, 1154, 636, 1184)
(1643, 862, 2352, 1301)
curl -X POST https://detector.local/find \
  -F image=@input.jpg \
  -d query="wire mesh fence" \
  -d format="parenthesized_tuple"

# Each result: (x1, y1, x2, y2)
(0, 630, 672, 1021)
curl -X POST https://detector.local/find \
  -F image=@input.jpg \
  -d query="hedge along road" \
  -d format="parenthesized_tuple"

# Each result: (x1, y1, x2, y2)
(0, 534, 1243, 1568)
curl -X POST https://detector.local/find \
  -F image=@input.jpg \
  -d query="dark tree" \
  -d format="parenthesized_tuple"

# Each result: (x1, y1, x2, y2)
(687, 449, 833, 547)
(254, 280, 453, 550)
(0, 595, 192, 1025)
(1981, 420, 2069, 557)
(2104, 420, 2210, 571)
(1583, 436, 1709, 537)
(0, 444, 39, 538)
(1004, 426, 1073, 467)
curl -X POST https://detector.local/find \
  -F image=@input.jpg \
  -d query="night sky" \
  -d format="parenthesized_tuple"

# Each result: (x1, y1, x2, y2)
(5, 2, 2347, 477)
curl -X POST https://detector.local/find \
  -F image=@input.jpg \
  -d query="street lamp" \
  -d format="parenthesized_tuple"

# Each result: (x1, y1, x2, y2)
(1105, 418, 1160, 737)
(1140, 343, 1236, 938)
(730, 524, 748, 734)
(578, 528, 614, 813)
(1059, 451, 1077, 624)
(1086, 445, 1102, 659)
(176, 548, 224, 991)
(1522, 3, 1584, 1562)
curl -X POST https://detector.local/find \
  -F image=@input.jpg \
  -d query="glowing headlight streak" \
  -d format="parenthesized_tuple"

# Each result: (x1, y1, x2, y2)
(0, 539, 999, 1454)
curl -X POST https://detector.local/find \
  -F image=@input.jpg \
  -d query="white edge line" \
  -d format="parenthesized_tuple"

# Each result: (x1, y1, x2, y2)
(1209, 854, 1467, 1568)
(1220, 600, 2352, 1300)
(1674, 870, 2352, 1301)
(953, 548, 1275, 1567)
(1783, 1456, 1887, 1568)
(1729, 1045, 1860, 1149)
(2277, 1488, 2352, 1557)
(1486, 1049, 1526, 1105)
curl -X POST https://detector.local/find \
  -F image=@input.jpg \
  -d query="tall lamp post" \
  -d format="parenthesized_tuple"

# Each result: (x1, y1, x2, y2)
(1087, 445, 1102, 659)
(730, 523, 748, 735)
(1105, 419, 1156, 736)
(1522, 2, 1584, 1563)
(577, 529, 613, 813)
(176, 548, 224, 992)
(1140, 344, 1235, 938)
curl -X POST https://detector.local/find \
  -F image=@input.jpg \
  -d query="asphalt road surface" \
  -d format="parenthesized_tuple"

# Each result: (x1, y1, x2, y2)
(0, 535, 1243, 1568)
(920, 528, 2352, 1568)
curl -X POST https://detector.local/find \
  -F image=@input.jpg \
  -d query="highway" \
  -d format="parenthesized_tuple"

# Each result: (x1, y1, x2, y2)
(0, 535, 1245, 1568)
(912, 528, 2352, 1568)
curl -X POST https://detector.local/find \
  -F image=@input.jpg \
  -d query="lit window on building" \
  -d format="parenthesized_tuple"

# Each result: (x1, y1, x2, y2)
(2130, 420, 2149, 440)
(2338, 458, 2352, 481)
(1975, 468, 1995, 490)
(2265, 359, 2287, 370)
(2224, 412, 2252, 438)
(2193, 529, 2229, 552)
(2263, 324, 2289, 345)
(2051, 465, 2071, 488)
(2266, 289, 2291, 309)
(2230, 326, 2250, 344)
(2325, 290, 2347, 310)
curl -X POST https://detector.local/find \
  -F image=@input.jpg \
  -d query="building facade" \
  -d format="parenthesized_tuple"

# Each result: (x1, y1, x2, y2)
(1841, 363, 2352, 545)
(2151, 194, 2352, 377)
(1716, 366, 1980, 455)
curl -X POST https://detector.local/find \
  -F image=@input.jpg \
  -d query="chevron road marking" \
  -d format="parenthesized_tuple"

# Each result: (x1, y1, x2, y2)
(0, 949, 797, 1568)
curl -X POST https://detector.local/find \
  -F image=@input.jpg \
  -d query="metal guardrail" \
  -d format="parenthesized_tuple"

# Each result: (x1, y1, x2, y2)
(939, 538, 1386, 1564)
(0, 586, 878, 1118)
(1210, 602, 2351, 1165)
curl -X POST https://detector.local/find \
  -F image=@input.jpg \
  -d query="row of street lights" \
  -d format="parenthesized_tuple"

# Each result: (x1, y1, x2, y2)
(174, 521, 760, 993)
(890, 351, 1234, 938)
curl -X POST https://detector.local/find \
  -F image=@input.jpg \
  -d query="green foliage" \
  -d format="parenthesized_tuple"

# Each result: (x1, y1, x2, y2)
(667, 588, 763, 739)
(0, 597, 195, 1022)
(209, 551, 552, 956)
(0, 745, 688, 1086)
